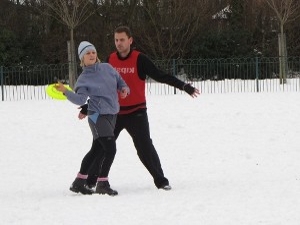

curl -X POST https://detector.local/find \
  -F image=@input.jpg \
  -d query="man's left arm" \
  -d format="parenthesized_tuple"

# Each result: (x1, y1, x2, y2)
(137, 54, 200, 97)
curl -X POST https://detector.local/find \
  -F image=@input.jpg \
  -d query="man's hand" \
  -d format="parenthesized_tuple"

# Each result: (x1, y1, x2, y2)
(183, 83, 200, 98)
(190, 87, 200, 98)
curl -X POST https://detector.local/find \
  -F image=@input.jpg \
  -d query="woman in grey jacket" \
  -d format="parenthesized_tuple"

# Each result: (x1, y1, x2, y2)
(55, 41, 129, 196)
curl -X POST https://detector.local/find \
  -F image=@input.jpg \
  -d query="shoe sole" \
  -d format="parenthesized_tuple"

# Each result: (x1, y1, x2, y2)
(159, 185, 172, 191)
(70, 187, 94, 195)
(96, 191, 118, 196)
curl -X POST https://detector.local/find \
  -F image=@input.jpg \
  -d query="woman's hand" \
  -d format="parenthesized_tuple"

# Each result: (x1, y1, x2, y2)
(54, 82, 67, 93)
(119, 88, 129, 99)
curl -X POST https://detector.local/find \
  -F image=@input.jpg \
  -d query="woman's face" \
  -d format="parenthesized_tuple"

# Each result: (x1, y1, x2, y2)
(83, 50, 97, 66)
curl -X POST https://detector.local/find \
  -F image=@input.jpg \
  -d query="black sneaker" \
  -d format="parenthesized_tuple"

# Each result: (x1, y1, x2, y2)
(86, 175, 98, 189)
(159, 185, 172, 191)
(95, 181, 118, 196)
(70, 178, 94, 195)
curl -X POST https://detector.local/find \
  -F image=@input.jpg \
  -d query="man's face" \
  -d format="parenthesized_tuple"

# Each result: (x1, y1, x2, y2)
(114, 32, 132, 55)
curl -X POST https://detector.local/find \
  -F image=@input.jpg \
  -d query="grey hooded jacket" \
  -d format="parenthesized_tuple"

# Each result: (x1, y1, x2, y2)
(64, 62, 129, 115)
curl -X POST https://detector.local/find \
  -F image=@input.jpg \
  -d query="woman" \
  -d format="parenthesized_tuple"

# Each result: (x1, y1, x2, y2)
(55, 41, 129, 196)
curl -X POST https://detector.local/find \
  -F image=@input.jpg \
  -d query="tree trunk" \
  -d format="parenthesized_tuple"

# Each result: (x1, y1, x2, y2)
(68, 28, 77, 89)
(279, 23, 287, 84)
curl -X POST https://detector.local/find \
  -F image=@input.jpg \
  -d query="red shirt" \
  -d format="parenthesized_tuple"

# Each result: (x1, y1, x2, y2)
(108, 50, 146, 114)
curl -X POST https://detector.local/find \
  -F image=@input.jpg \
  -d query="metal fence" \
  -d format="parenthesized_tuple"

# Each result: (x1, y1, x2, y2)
(1, 57, 300, 101)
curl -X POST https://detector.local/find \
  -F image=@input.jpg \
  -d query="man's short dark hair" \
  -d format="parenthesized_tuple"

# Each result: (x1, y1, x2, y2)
(114, 26, 132, 38)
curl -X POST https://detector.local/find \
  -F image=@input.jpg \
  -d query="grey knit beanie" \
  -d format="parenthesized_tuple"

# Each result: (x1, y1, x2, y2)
(78, 41, 97, 60)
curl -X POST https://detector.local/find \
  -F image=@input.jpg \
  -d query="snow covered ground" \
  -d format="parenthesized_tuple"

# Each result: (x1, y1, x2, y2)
(1, 92, 300, 225)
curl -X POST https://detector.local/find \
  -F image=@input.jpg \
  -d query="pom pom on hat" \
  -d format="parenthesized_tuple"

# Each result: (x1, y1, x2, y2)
(78, 41, 97, 60)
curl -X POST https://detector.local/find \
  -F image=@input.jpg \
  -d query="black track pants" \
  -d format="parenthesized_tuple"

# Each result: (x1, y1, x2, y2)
(88, 110, 169, 188)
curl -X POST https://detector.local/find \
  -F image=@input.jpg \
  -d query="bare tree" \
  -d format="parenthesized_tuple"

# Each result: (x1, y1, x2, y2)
(34, 0, 99, 88)
(133, 0, 213, 59)
(262, 0, 300, 84)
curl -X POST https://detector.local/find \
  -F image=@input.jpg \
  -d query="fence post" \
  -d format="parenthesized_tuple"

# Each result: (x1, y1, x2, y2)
(0, 66, 3, 101)
(172, 59, 176, 94)
(255, 57, 259, 92)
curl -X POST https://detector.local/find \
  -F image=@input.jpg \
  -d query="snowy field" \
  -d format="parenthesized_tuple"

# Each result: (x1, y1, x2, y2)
(1, 92, 300, 225)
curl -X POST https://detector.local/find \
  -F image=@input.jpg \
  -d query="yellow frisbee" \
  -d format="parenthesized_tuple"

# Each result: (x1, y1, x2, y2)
(46, 83, 72, 100)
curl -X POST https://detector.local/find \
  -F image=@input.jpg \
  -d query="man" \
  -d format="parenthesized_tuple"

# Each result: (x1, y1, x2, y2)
(82, 26, 200, 191)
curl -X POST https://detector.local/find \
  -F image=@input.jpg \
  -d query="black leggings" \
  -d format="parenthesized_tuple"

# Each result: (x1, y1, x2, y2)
(79, 136, 116, 177)
(88, 110, 169, 188)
